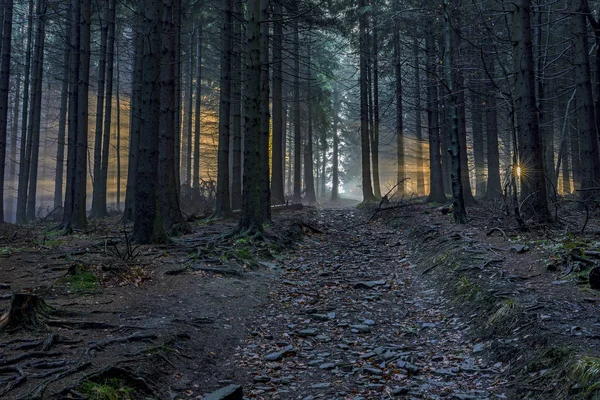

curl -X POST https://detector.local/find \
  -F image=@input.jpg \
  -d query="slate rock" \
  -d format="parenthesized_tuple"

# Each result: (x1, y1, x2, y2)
(311, 382, 332, 389)
(363, 367, 383, 375)
(298, 328, 318, 337)
(353, 280, 386, 289)
(509, 244, 529, 254)
(265, 344, 295, 361)
(320, 362, 336, 369)
(350, 324, 371, 333)
(204, 384, 243, 400)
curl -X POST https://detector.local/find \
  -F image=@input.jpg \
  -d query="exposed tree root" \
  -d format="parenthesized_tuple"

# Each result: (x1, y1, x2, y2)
(25, 361, 91, 399)
(86, 332, 157, 355)
(0, 366, 25, 397)
(0, 293, 53, 332)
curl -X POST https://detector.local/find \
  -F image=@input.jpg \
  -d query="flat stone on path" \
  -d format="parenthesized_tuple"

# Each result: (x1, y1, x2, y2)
(353, 280, 386, 289)
(264, 344, 295, 361)
(204, 384, 243, 400)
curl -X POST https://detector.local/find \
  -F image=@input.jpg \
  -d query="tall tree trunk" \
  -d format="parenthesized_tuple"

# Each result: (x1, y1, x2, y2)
(472, 91, 485, 197)
(116, 43, 122, 210)
(54, 20, 70, 210)
(371, 9, 381, 198)
(304, 32, 316, 204)
(124, 28, 144, 221)
(90, 1, 109, 217)
(426, 10, 446, 203)
(215, 0, 232, 218)
(16, 0, 34, 224)
(134, 0, 162, 243)
(259, 0, 271, 220)
(483, 46, 502, 200)
(158, 0, 183, 232)
(512, 0, 550, 220)
(571, 97, 582, 191)
(573, 0, 600, 200)
(240, 0, 262, 233)
(174, 0, 181, 192)
(193, 20, 202, 189)
(331, 84, 340, 201)
(0, 0, 13, 222)
(231, 0, 242, 210)
(99, 0, 116, 213)
(185, 30, 193, 188)
(443, 0, 466, 223)
(25, 0, 46, 221)
(360, 0, 374, 202)
(413, 37, 424, 194)
(270, 0, 284, 205)
(393, 0, 404, 196)
(292, 11, 302, 204)
(7, 66, 20, 221)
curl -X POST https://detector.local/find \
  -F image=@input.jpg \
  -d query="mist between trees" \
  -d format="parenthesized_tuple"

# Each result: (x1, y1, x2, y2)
(0, 0, 597, 240)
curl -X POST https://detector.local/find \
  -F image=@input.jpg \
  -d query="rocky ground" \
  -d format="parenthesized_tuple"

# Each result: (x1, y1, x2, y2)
(235, 207, 504, 400)
(1, 200, 600, 399)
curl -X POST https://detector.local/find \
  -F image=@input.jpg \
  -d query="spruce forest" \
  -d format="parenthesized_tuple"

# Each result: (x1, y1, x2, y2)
(3, 0, 600, 399)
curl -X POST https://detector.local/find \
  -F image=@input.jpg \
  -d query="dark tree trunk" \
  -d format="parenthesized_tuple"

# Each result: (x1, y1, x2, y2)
(158, 0, 183, 232)
(185, 29, 194, 187)
(25, 0, 46, 221)
(443, 0, 466, 223)
(571, 97, 582, 191)
(239, 0, 262, 234)
(292, 12, 302, 204)
(360, 0, 374, 202)
(426, 10, 446, 203)
(16, 0, 34, 224)
(0, 0, 13, 222)
(7, 65, 20, 221)
(90, 1, 109, 217)
(372, 9, 381, 198)
(393, 0, 404, 196)
(231, 0, 242, 210)
(193, 20, 202, 189)
(483, 47, 502, 200)
(270, 0, 284, 205)
(174, 0, 181, 192)
(304, 33, 316, 204)
(331, 84, 340, 201)
(573, 0, 600, 200)
(471, 91, 486, 197)
(124, 29, 144, 221)
(413, 37, 425, 195)
(259, 0, 271, 220)
(99, 0, 116, 213)
(134, 0, 162, 243)
(54, 20, 70, 210)
(512, 0, 550, 221)
(215, 0, 232, 218)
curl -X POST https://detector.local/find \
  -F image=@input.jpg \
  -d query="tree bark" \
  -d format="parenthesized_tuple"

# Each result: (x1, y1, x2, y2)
(54, 20, 70, 210)
(259, 0, 271, 220)
(360, 0, 375, 202)
(193, 20, 202, 190)
(292, 11, 302, 204)
(134, 0, 162, 243)
(0, 0, 13, 222)
(215, 0, 232, 218)
(16, 0, 34, 224)
(304, 31, 316, 204)
(231, 0, 242, 210)
(25, 0, 47, 221)
(413, 37, 425, 195)
(239, 0, 262, 233)
(331, 84, 340, 201)
(90, 1, 109, 217)
(443, 0, 466, 223)
(512, 0, 550, 221)
(270, 0, 284, 205)
(393, 0, 404, 197)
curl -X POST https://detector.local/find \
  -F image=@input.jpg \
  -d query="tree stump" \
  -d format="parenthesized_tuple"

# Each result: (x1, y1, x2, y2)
(0, 293, 51, 331)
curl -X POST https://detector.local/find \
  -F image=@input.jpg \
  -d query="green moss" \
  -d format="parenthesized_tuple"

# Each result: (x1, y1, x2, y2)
(62, 266, 98, 292)
(79, 378, 135, 400)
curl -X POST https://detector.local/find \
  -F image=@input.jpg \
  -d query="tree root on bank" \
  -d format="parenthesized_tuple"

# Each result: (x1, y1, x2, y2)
(24, 361, 91, 399)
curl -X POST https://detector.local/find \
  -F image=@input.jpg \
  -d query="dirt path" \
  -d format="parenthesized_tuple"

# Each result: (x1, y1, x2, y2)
(235, 208, 502, 399)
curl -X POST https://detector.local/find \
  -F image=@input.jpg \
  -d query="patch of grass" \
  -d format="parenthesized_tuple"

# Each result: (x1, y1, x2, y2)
(573, 356, 600, 397)
(63, 266, 98, 292)
(488, 298, 518, 326)
(80, 378, 135, 400)
(0, 247, 21, 257)
(455, 275, 480, 300)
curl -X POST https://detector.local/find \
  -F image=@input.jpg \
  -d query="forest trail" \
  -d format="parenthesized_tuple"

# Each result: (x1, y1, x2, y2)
(234, 207, 502, 400)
